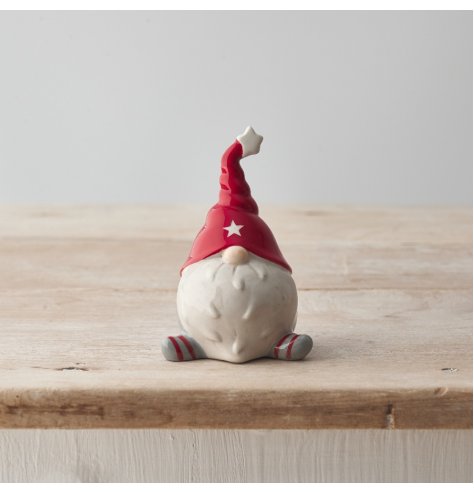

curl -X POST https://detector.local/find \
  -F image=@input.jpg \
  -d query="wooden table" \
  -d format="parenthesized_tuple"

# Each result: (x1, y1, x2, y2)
(0, 205, 472, 482)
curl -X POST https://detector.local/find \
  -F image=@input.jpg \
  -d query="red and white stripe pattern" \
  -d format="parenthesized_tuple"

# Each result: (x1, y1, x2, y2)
(166, 335, 198, 361)
(273, 333, 302, 360)
(164, 332, 311, 362)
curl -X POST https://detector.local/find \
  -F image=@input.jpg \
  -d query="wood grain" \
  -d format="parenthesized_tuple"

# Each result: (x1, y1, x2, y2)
(0, 429, 471, 482)
(0, 205, 471, 428)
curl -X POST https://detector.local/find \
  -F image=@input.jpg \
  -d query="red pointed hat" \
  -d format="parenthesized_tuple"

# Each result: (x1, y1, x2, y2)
(180, 126, 291, 275)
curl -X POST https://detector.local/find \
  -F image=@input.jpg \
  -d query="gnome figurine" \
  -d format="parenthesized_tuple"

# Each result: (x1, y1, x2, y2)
(162, 126, 313, 364)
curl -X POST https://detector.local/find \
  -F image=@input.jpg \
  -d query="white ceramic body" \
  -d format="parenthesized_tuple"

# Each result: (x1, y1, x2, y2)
(177, 252, 297, 363)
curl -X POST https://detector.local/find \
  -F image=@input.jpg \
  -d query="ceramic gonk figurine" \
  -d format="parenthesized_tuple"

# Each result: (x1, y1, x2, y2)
(162, 126, 313, 364)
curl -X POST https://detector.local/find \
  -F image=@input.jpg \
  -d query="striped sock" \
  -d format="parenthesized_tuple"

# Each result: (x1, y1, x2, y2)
(271, 333, 313, 361)
(161, 334, 205, 362)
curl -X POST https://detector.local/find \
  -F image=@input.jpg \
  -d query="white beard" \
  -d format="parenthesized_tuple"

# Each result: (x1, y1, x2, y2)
(177, 253, 298, 363)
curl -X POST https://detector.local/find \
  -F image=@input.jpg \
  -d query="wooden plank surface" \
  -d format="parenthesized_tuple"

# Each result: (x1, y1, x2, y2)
(0, 430, 472, 482)
(0, 205, 471, 428)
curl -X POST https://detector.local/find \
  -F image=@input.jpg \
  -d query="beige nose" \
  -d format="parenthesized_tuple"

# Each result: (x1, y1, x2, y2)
(222, 246, 249, 265)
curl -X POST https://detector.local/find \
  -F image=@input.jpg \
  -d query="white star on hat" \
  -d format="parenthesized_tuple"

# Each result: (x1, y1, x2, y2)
(237, 126, 263, 158)
(223, 220, 244, 237)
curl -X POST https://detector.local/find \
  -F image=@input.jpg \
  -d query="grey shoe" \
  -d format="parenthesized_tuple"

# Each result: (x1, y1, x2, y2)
(162, 334, 206, 362)
(270, 333, 313, 361)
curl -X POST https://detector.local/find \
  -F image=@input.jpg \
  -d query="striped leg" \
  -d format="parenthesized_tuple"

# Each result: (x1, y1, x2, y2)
(161, 334, 206, 362)
(270, 333, 313, 361)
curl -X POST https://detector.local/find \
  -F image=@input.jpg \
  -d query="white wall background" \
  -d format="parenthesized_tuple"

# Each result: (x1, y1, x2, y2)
(0, 10, 471, 205)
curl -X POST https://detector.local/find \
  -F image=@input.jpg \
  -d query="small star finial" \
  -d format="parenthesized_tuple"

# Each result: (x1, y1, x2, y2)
(223, 220, 244, 237)
(237, 126, 263, 158)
